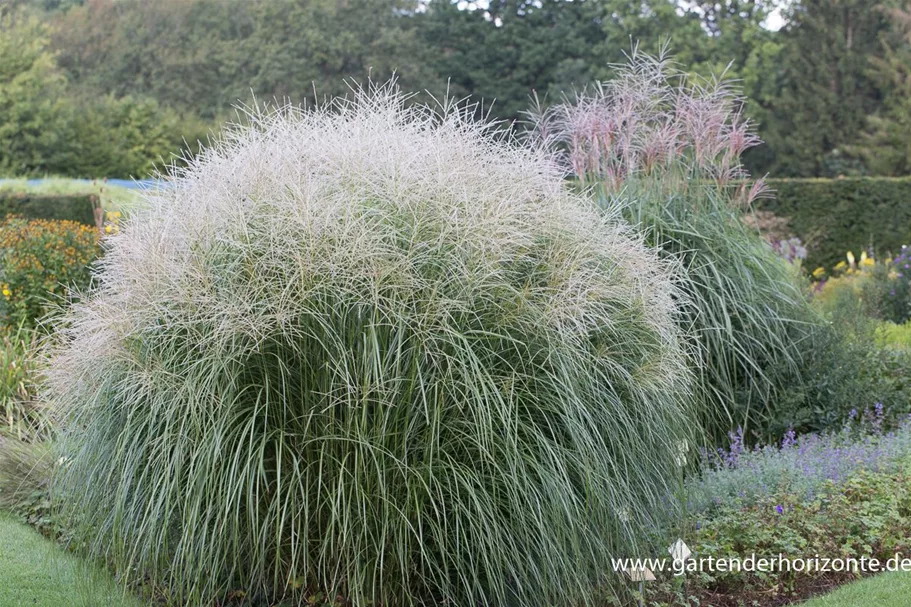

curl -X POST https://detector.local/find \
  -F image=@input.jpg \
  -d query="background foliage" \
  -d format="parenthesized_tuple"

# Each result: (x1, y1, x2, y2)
(0, 192, 97, 225)
(4, 0, 911, 179)
(0, 216, 99, 329)
(758, 178, 911, 270)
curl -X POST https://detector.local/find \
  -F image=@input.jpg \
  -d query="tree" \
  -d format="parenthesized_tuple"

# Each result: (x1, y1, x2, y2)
(51, 0, 255, 120)
(51, 0, 443, 120)
(761, 0, 891, 176)
(420, 0, 608, 122)
(0, 9, 69, 175)
(851, 6, 911, 176)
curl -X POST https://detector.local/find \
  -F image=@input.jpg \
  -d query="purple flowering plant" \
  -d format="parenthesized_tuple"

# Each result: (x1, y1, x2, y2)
(771, 237, 808, 265)
(688, 405, 911, 513)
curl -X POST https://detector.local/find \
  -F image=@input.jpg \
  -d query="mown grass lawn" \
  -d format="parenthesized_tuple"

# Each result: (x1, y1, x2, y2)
(802, 572, 911, 606)
(0, 514, 140, 607)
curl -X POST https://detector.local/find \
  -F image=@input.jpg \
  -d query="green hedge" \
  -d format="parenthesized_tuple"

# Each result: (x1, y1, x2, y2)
(758, 178, 911, 270)
(0, 193, 98, 227)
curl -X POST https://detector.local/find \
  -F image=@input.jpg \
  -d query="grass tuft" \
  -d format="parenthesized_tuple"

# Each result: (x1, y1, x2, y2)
(48, 84, 694, 606)
(533, 48, 825, 441)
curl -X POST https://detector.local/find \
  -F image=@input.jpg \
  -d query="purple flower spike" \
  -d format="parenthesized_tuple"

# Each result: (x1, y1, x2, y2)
(776, 504, 784, 514)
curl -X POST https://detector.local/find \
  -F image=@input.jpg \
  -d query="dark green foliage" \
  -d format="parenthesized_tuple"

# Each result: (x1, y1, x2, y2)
(420, 0, 608, 122)
(3, 0, 910, 178)
(0, 10, 70, 176)
(51, 0, 444, 121)
(778, 318, 911, 435)
(56, 95, 206, 178)
(852, 7, 911, 177)
(0, 7, 203, 178)
(684, 467, 911, 603)
(757, 178, 911, 271)
(757, 0, 892, 177)
(0, 193, 97, 226)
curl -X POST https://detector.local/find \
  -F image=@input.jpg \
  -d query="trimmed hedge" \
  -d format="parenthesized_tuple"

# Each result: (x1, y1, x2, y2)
(0, 193, 99, 227)
(758, 178, 911, 270)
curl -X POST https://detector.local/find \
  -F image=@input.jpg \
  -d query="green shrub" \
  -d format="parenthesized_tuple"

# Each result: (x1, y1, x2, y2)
(0, 216, 99, 329)
(784, 324, 911, 433)
(757, 177, 911, 271)
(0, 192, 98, 226)
(682, 467, 911, 604)
(55, 94, 208, 179)
(533, 52, 825, 442)
(48, 87, 693, 607)
(0, 437, 55, 536)
(780, 270, 911, 431)
(633, 443, 911, 606)
(877, 321, 911, 350)
(0, 325, 46, 440)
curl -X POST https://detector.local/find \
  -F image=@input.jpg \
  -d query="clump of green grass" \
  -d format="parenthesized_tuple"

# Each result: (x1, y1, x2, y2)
(532, 49, 825, 441)
(48, 85, 694, 606)
(0, 324, 47, 440)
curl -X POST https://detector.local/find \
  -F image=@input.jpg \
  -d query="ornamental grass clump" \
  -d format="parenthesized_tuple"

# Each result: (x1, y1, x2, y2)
(531, 49, 824, 441)
(48, 85, 693, 607)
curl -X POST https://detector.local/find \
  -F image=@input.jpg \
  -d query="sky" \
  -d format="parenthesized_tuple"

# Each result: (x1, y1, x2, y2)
(765, 6, 786, 30)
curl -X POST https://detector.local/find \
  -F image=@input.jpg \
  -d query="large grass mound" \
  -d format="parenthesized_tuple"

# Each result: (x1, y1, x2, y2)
(48, 86, 692, 606)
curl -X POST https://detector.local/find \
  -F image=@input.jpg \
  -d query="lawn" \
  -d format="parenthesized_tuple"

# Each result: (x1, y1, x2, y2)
(0, 514, 140, 607)
(802, 572, 911, 606)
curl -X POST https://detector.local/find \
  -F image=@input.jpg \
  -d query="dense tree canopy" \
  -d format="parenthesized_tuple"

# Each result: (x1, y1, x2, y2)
(2, 0, 910, 178)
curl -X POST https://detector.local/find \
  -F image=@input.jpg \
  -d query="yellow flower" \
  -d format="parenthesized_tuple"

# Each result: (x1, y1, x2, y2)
(104, 225, 113, 234)
(846, 251, 855, 266)
(834, 261, 848, 272)
(812, 266, 826, 279)
(2, 286, 10, 299)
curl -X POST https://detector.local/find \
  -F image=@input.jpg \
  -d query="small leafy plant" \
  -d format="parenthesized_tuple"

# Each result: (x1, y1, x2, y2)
(689, 413, 911, 514)
(0, 216, 99, 330)
(0, 324, 46, 439)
